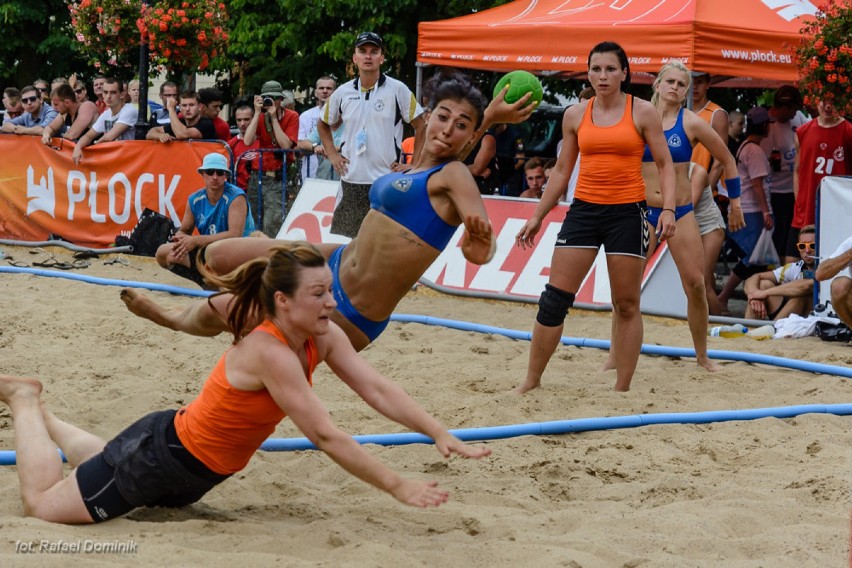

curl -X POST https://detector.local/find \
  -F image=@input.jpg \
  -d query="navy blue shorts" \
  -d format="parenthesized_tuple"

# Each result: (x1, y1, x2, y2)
(556, 199, 649, 258)
(76, 410, 229, 522)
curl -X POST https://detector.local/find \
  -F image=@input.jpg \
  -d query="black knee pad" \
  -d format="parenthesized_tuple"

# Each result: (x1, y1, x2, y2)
(536, 284, 575, 327)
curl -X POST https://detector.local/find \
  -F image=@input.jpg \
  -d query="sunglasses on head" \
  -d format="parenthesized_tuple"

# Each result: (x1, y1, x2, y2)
(202, 169, 228, 177)
(796, 241, 815, 252)
(21, 96, 39, 103)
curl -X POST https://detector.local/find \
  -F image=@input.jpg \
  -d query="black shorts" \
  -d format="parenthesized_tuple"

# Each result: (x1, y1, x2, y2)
(556, 199, 649, 258)
(76, 410, 230, 523)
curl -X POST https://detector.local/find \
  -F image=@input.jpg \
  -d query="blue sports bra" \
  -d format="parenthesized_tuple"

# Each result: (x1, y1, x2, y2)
(642, 107, 693, 163)
(369, 163, 457, 250)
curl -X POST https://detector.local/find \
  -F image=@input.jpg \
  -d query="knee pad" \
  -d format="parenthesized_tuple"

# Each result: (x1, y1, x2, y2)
(536, 284, 575, 327)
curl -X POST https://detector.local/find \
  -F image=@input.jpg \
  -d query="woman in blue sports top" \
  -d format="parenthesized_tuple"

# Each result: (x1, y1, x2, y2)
(606, 61, 745, 373)
(122, 70, 535, 351)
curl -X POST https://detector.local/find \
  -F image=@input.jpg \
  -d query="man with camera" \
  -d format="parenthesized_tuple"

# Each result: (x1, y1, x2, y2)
(319, 31, 425, 238)
(242, 80, 299, 237)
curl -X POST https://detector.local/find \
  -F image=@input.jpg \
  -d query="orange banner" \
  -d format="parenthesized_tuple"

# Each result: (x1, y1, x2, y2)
(0, 135, 229, 248)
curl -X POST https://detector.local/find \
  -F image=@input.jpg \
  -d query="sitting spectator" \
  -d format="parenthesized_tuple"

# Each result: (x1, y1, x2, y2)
(198, 87, 231, 141)
(1, 85, 58, 136)
(296, 118, 344, 181)
(518, 157, 546, 199)
(2, 87, 24, 121)
(126, 79, 140, 105)
(41, 83, 99, 143)
(146, 90, 216, 142)
(93, 75, 107, 114)
(69, 76, 90, 104)
(227, 102, 261, 192)
(815, 233, 852, 331)
(743, 224, 816, 320)
(243, 81, 298, 237)
(151, 82, 178, 126)
(72, 78, 137, 164)
(156, 152, 255, 287)
(33, 79, 51, 103)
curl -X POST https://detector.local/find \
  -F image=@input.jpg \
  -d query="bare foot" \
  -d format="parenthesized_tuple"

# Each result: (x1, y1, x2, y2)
(0, 375, 43, 405)
(120, 288, 177, 330)
(513, 379, 540, 395)
(600, 356, 616, 372)
(697, 357, 720, 372)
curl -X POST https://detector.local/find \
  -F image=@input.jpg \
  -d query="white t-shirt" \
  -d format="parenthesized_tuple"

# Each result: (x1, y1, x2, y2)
(772, 259, 812, 283)
(321, 74, 423, 184)
(92, 104, 138, 141)
(736, 141, 772, 214)
(299, 105, 323, 180)
(760, 111, 809, 195)
(829, 236, 852, 279)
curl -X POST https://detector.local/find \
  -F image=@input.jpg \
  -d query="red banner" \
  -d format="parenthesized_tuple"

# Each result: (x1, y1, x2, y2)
(0, 136, 228, 248)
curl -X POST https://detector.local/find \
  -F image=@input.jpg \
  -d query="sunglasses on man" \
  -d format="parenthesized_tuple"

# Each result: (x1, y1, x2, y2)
(796, 242, 815, 252)
(21, 96, 39, 104)
(202, 169, 229, 177)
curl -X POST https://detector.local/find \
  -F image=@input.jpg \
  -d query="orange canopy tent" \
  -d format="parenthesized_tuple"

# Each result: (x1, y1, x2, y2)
(417, 0, 818, 86)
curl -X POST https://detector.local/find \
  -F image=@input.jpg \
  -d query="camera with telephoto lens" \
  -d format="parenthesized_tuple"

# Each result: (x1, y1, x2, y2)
(262, 96, 274, 108)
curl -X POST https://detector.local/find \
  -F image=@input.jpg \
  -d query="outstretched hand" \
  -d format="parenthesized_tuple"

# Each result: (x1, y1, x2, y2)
(390, 479, 449, 508)
(434, 433, 492, 460)
(460, 214, 495, 265)
(485, 85, 537, 126)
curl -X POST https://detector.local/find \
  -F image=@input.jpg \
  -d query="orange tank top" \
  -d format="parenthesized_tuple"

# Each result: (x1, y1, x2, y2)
(690, 101, 726, 171)
(174, 319, 319, 475)
(574, 95, 646, 205)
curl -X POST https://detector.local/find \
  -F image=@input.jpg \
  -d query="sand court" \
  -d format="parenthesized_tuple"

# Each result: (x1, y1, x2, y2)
(0, 244, 849, 566)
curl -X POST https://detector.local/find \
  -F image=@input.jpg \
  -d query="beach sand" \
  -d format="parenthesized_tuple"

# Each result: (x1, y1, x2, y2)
(0, 244, 849, 567)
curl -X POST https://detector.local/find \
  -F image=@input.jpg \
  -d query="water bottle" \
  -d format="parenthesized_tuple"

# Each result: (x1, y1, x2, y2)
(747, 324, 775, 340)
(707, 324, 748, 338)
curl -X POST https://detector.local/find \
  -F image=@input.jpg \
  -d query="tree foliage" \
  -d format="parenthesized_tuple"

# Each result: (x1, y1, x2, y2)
(0, 0, 89, 88)
(226, 0, 511, 102)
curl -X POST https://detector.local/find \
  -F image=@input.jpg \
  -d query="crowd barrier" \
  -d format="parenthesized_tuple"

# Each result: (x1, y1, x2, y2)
(0, 135, 228, 248)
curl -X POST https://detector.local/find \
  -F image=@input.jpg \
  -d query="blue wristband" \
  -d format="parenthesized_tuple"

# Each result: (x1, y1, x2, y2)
(725, 177, 741, 199)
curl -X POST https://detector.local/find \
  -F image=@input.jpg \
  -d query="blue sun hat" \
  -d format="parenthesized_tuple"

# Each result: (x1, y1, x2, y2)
(197, 152, 230, 174)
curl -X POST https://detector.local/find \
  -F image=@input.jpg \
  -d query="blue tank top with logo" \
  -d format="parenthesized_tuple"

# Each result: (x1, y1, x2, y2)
(642, 107, 693, 163)
(368, 162, 457, 250)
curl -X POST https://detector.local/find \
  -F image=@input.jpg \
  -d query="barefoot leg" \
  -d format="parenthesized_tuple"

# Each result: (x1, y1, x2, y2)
(121, 288, 230, 336)
(40, 404, 106, 468)
(0, 376, 92, 523)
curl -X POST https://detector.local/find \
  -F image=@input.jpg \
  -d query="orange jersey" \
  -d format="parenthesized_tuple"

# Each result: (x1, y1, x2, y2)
(574, 95, 646, 204)
(690, 101, 726, 171)
(174, 320, 319, 475)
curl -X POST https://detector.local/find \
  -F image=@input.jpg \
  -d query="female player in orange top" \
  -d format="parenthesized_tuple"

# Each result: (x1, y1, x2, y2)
(0, 243, 490, 524)
(514, 42, 677, 394)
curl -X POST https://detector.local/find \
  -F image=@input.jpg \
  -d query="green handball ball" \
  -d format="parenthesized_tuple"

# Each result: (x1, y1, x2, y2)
(493, 70, 543, 107)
